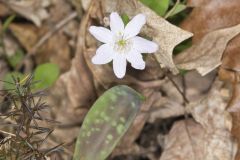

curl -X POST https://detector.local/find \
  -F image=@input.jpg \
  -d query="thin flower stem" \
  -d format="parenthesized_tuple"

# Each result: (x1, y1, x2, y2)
(166, 73, 189, 103)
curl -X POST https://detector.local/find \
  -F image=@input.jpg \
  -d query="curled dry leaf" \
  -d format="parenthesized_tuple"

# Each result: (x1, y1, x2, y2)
(4, 0, 50, 27)
(175, 24, 240, 76)
(160, 86, 237, 160)
(181, 0, 240, 74)
(138, 1, 193, 74)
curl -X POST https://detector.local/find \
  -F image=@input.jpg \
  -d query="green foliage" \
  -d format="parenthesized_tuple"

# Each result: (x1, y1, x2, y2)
(3, 63, 60, 91)
(3, 72, 24, 90)
(179, 69, 188, 75)
(7, 49, 24, 68)
(168, 3, 187, 17)
(2, 15, 16, 33)
(33, 63, 60, 90)
(174, 38, 192, 55)
(140, 0, 170, 16)
(73, 85, 144, 160)
(121, 13, 130, 25)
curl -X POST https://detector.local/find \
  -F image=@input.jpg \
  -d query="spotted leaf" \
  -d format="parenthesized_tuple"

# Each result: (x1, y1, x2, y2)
(73, 85, 144, 160)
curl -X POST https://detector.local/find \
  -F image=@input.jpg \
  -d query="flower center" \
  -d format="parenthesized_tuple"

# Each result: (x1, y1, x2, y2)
(114, 38, 132, 54)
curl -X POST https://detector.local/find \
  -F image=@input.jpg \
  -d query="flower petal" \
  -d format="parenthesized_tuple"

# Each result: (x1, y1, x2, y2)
(92, 44, 114, 64)
(133, 36, 159, 53)
(124, 14, 146, 39)
(89, 26, 113, 43)
(110, 12, 124, 34)
(113, 54, 127, 78)
(127, 51, 145, 70)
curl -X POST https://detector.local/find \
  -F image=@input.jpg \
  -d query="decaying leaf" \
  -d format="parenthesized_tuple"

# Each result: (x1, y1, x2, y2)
(184, 1, 240, 159)
(218, 38, 240, 159)
(138, 2, 193, 74)
(175, 24, 240, 76)
(160, 120, 205, 160)
(160, 83, 237, 160)
(181, 0, 240, 73)
(3, 0, 50, 27)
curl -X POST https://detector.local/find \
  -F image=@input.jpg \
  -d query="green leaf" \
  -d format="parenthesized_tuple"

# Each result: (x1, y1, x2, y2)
(73, 85, 144, 160)
(3, 72, 24, 90)
(7, 49, 24, 68)
(121, 13, 130, 25)
(179, 69, 188, 76)
(2, 15, 16, 33)
(140, 0, 170, 16)
(168, 3, 187, 17)
(33, 63, 60, 90)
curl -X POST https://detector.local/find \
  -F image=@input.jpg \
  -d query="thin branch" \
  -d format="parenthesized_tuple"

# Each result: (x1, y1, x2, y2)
(28, 11, 78, 56)
(0, 129, 16, 137)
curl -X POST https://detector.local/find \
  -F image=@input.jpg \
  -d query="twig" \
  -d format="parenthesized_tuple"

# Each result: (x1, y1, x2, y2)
(165, 72, 197, 160)
(166, 73, 189, 103)
(28, 11, 78, 56)
(16, 11, 78, 71)
(0, 129, 16, 137)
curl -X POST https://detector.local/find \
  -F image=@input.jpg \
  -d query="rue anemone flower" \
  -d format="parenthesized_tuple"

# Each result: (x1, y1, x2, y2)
(89, 12, 159, 78)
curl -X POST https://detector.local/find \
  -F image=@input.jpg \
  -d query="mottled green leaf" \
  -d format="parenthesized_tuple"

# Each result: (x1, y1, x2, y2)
(33, 63, 60, 90)
(73, 85, 144, 160)
(140, 0, 170, 16)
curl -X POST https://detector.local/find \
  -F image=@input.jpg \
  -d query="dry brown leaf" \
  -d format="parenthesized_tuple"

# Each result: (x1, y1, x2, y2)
(4, 0, 50, 27)
(160, 120, 204, 160)
(0, 3, 10, 17)
(139, 2, 193, 74)
(190, 87, 237, 160)
(180, 2, 240, 159)
(219, 47, 240, 159)
(181, 0, 240, 71)
(181, 0, 240, 42)
(160, 86, 237, 160)
(175, 24, 240, 76)
(186, 0, 208, 7)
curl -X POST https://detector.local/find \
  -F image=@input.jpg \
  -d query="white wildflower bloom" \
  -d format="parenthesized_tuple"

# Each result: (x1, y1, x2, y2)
(89, 12, 159, 78)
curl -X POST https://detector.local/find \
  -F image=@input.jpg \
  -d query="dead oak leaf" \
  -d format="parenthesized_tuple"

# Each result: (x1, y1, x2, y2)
(137, 2, 193, 74)
(175, 24, 240, 76)
(160, 85, 237, 160)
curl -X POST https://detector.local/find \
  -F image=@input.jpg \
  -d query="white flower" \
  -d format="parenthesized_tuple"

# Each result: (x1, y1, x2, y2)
(89, 12, 159, 79)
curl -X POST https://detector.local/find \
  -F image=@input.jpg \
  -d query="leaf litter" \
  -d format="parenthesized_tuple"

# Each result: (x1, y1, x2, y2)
(0, 0, 240, 160)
